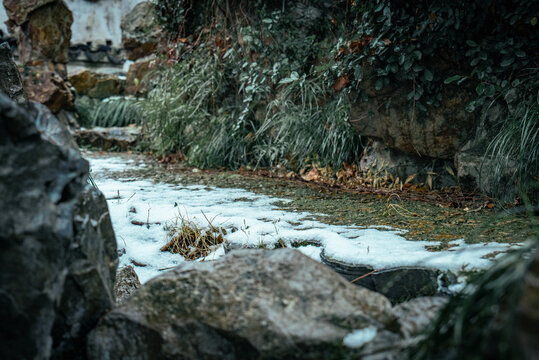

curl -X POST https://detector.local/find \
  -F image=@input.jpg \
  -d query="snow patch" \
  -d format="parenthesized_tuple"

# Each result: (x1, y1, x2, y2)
(343, 327, 378, 348)
(88, 155, 520, 283)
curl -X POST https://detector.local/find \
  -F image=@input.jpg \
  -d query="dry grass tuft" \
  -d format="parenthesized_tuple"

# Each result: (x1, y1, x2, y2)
(161, 213, 226, 260)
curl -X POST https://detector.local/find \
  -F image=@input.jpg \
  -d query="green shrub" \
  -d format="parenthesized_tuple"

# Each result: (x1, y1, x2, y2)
(255, 75, 362, 169)
(75, 96, 142, 128)
(484, 87, 539, 201)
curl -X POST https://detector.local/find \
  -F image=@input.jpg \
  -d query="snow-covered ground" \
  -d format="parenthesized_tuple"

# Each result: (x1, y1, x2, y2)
(88, 155, 520, 284)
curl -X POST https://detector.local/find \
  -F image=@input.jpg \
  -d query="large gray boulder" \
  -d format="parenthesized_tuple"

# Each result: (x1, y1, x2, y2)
(0, 92, 118, 359)
(52, 185, 118, 359)
(88, 249, 395, 360)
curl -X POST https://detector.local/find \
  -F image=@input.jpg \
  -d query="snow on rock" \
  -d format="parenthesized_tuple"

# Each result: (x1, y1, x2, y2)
(343, 327, 378, 348)
(88, 155, 520, 283)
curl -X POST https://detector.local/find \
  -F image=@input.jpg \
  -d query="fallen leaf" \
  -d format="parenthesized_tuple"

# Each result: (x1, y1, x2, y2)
(405, 174, 416, 184)
(302, 167, 320, 182)
(333, 74, 350, 92)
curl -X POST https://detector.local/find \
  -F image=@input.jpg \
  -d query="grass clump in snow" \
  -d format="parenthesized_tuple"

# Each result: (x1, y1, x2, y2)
(161, 213, 226, 260)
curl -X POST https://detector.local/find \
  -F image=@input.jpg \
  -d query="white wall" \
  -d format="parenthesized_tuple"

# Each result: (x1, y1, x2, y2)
(0, 2, 8, 37)
(0, 0, 148, 46)
(65, 0, 147, 47)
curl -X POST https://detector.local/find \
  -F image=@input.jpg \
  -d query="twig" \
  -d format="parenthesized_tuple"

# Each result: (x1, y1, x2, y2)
(351, 269, 379, 283)
(158, 266, 177, 271)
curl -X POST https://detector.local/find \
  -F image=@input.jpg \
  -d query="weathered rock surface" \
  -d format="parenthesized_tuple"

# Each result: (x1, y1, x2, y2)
(320, 251, 440, 303)
(392, 296, 449, 339)
(350, 71, 477, 160)
(0, 93, 117, 359)
(52, 185, 118, 359)
(5, 0, 72, 64)
(2, 0, 56, 26)
(22, 68, 74, 113)
(455, 151, 517, 201)
(0, 42, 26, 104)
(69, 70, 123, 99)
(75, 125, 140, 150)
(124, 57, 159, 95)
(88, 249, 395, 360)
(360, 139, 457, 189)
(121, 1, 161, 60)
(114, 265, 141, 305)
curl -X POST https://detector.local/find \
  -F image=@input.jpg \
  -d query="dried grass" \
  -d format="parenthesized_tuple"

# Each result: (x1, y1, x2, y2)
(161, 213, 227, 260)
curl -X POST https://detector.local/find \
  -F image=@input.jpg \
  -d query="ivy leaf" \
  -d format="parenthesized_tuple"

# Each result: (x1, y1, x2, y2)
(444, 75, 464, 84)
(413, 64, 424, 72)
(404, 58, 414, 71)
(424, 69, 433, 81)
(484, 84, 495, 97)
(466, 40, 478, 47)
(375, 79, 384, 90)
(476, 83, 485, 95)
(501, 57, 515, 67)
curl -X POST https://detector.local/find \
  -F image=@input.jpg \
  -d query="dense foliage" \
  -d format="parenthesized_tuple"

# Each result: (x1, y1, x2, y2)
(144, 0, 362, 170)
(143, 0, 537, 197)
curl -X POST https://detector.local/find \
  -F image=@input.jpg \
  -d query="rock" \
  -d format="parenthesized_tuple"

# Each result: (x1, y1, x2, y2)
(121, 2, 162, 60)
(31, 100, 79, 152)
(21, 68, 74, 113)
(392, 296, 449, 339)
(372, 268, 440, 304)
(455, 151, 517, 201)
(2, 0, 56, 26)
(349, 68, 477, 160)
(321, 251, 440, 304)
(515, 247, 539, 360)
(6, 0, 72, 64)
(360, 140, 458, 189)
(75, 125, 140, 150)
(69, 70, 123, 99)
(0, 42, 26, 104)
(88, 249, 395, 359)
(0, 93, 84, 359)
(56, 109, 80, 130)
(52, 185, 118, 359)
(124, 57, 160, 96)
(0, 93, 118, 359)
(114, 265, 141, 305)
